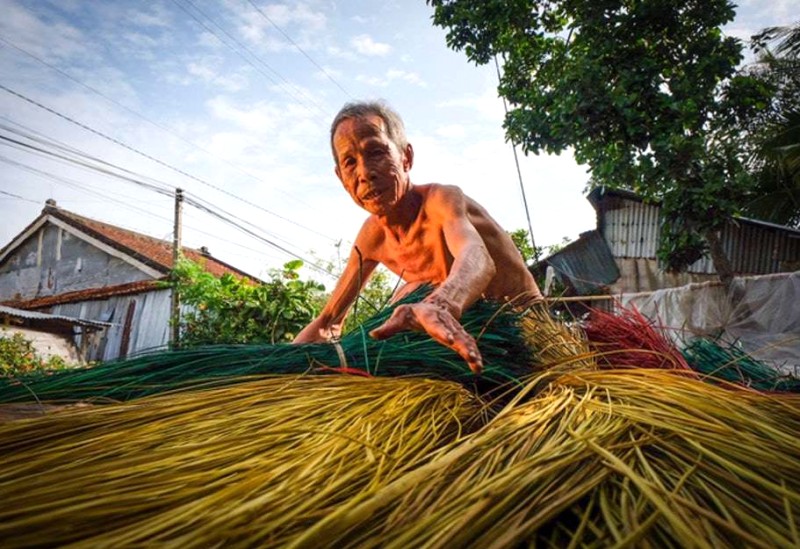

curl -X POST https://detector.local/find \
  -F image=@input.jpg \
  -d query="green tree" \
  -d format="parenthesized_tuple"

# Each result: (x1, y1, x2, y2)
(173, 258, 325, 346)
(507, 228, 538, 264)
(429, 0, 773, 287)
(740, 22, 800, 226)
(342, 267, 396, 333)
(0, 331, 70, 377)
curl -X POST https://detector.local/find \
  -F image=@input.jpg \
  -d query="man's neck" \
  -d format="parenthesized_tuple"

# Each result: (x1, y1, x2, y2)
(377, 183, 422, 237)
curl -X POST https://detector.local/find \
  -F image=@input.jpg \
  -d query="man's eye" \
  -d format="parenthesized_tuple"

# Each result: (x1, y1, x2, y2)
(342, 158, 355, 167)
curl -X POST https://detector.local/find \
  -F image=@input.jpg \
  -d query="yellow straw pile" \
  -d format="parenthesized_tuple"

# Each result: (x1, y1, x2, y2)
(0, 375, 484, 547)
(293, 369, 800, 548)
(2, 308, 799, 547)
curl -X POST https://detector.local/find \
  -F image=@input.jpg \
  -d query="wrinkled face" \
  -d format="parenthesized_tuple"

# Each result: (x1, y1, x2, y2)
(333, 114, 413, 217)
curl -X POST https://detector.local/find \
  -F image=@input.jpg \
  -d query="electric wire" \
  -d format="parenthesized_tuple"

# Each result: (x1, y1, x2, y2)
(0, 84, 337, 242)
(0, 127, 305, 255)
(0, 132, 335, 277)
(243, 0, 353, 99)
(0, 35, 324, 214)
(172, 0, 330, 118)
(493, 55, 537, 254)
(0, 158, 295, 270)
(0, 189, 39, 204)
(0, 137, 318, 265)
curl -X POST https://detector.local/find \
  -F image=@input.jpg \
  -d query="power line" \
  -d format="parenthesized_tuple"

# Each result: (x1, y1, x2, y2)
(0, 189, 39, 203)
(243, 0, 352, 99)
(183, 193, 334, 277)
(0, 130, 335, 276)
(0, 154, 301, 269)
(173, 0, 330, 118)
(0, 83, 337, 242)
(0, 34, 322, 213)
(0, 129, 312, 257)
(493, 55, 537, 253)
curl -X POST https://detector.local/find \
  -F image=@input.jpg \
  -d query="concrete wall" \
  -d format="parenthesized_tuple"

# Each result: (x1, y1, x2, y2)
(0, 325, 82, 364)
(0, 225, 151, 301)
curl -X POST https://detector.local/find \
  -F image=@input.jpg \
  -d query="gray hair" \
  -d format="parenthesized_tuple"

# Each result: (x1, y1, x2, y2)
(330, 100, 408, 162)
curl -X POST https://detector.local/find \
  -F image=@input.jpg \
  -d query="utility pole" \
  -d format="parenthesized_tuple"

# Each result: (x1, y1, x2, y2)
(170, 188, 184, 347)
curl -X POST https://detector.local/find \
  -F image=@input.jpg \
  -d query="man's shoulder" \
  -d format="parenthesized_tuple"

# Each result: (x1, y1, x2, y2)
(418, 183, 466, 203)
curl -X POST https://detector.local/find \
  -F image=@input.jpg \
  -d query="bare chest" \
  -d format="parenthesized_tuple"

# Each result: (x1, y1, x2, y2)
(376, 219, 452, 283)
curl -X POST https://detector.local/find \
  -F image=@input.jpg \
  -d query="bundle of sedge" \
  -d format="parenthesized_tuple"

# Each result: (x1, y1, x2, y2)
(0, 291, 597, 406)
(583, 304, 694, 372)
(0, 289, 533, 404)
(293, 368, 800, 548)
(0, 375, 486, 547)
(683, 337, 800, 392)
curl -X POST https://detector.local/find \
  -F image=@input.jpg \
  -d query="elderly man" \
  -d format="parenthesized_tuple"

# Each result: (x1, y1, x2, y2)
(293, 101, 542, 373)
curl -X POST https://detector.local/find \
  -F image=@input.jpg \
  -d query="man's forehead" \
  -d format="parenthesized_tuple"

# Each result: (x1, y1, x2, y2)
(333, 114, 388, 142)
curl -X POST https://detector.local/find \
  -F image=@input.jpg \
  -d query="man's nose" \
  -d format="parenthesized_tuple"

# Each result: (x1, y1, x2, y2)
(356, 156, 371, 181)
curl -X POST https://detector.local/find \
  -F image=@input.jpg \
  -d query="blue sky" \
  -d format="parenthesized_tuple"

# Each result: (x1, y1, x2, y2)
(0, 0, 795, 282)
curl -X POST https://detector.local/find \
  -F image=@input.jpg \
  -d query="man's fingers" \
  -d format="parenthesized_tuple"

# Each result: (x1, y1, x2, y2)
(369, 306, 417, 340)
(368, 303, 484, 374)
(428, 328, 483, 374)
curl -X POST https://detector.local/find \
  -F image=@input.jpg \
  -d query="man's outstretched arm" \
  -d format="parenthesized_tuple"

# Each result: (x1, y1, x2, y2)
(370, 186, 496, 373)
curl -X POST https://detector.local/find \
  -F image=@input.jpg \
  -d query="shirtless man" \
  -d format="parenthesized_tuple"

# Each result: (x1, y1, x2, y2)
(293, 101, 542, 374)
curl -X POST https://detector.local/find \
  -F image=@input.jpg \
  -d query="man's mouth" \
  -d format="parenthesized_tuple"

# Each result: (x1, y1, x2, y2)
(361, 188, 384, 201)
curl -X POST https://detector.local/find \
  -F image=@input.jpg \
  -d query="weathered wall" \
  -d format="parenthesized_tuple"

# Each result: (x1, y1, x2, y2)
(600, 196, 800, 276)
(0, 225, 151, 301)
(53, 288, 172, 362)
(610, 258, 718, 294)
(0, 325, 82, 364)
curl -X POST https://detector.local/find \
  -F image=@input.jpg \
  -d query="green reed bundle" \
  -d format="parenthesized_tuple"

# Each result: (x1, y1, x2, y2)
(0, 375, 485, 548)
(0, 292, 532, 404)
(683, 337, 800, 392)
(292, 368, 800, 548)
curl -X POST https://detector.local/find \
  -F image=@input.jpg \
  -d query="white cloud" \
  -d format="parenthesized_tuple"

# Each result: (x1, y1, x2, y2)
(386, 69, 426, 87)
(351, 34, 391, 56)
(435, 124, 466, 139)
(0, 1, 92, 64)
(128, 4, 171, 28)
(186, 61, 248, 92)
(436, 85, 506, 121)
(356, 69, 426, 88)
(236, 1, 327, 52)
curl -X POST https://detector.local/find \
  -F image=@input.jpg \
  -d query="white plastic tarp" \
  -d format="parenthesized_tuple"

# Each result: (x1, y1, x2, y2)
(621, 271, 800, 376)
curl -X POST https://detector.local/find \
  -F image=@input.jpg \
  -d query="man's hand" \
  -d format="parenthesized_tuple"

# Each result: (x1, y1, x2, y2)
(369, 301, 483, 374)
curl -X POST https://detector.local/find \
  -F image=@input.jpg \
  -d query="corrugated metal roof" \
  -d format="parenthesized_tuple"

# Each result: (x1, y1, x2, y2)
(0, 305, 111, 331)
(589, 187, 800, 275)
(543, 230, 620, 294)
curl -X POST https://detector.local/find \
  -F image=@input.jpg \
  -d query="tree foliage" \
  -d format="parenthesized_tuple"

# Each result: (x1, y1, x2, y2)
(0, 331, 70, 377)
(342, 267, 396, 333)
(429, 0, 773, 277)
(173, 259, 326, 346)
(507, 228, 538, 264)
(171, 258, 396, 346)
(739, 22, 800, 226)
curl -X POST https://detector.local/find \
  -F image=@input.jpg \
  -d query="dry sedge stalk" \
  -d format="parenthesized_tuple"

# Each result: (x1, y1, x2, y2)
(518, 305, 597, 375)
(0, 375, 484, 548)
(291, 368, 800, 548)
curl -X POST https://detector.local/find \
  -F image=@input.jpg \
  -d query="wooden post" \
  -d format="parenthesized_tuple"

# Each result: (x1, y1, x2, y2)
(170, 188, 183, 347)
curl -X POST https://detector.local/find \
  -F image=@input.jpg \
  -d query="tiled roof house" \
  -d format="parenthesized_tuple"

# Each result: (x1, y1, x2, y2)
(0, 199, 261, 361)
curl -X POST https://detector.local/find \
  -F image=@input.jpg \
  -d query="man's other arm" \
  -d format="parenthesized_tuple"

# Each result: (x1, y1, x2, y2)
(293, 244, 378, 343)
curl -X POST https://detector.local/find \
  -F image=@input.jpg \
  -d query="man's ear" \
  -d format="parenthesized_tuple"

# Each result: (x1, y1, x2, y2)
(403, 143, 414, 171)
(334, 164, 342, 182)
